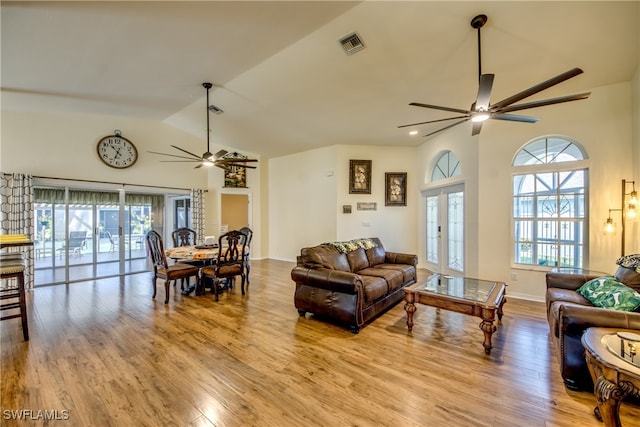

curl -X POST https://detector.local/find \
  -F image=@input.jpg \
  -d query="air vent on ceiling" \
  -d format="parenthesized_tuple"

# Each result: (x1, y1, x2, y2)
(338, 32, 365, 56)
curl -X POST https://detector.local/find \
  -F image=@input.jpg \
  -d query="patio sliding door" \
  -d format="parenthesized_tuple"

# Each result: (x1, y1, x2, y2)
(34, 187, 161, 286)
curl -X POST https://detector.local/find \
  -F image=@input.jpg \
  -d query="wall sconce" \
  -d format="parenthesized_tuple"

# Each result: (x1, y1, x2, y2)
(604, 179, 637, 256)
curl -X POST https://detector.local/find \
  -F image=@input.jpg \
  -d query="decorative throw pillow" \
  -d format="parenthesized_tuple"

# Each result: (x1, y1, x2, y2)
(577, 276, 640, 312)
(616, 254, 640, 273)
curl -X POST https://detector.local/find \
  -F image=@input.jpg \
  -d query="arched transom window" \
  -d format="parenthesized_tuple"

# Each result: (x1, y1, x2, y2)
(431, 151, 461, 182)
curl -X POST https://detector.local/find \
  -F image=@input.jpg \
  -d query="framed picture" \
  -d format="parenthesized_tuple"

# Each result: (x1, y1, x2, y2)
(349, 159, 372, 194)
(385, 172, 407, 206)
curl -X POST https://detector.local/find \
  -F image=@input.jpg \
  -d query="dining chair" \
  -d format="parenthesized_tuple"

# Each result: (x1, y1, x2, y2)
(200, 230, 247, 301)
(145, 230, 199, 304)
(239, 226, 253, 286)
(171, 227, 204, 292)
(106, 231, 118, 252)
(171, 227, 197, 247)
(0, 252, 29, 341)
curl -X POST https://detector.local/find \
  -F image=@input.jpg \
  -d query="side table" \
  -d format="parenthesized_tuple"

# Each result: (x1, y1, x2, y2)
(581, 327, 640, 427)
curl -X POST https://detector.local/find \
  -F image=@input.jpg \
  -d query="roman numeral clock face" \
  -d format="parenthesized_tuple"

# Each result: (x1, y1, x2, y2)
(97, 134, 138, 169)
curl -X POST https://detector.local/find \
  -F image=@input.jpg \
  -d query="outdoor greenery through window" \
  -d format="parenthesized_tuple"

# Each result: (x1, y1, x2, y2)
(512, 137, 587, 268)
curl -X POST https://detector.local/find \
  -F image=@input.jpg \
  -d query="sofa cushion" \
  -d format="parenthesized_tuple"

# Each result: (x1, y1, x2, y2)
(300, 245, 350, 272)
(577, 276, 640, 312)
(357, 267, 404, 290)
(546, 287, 592, 307)
(614, 265, 640, 291)
(366, 244, 386, 266)
(361, 275, 389, 302)
(347, 248, 369, 272)
(376, 263, 416, 283)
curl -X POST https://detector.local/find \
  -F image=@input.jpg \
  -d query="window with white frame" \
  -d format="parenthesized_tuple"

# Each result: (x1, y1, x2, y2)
(512, 137, 588, 268)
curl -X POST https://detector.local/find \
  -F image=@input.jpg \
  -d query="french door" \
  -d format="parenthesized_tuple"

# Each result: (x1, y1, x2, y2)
(425, 183, 465, 275)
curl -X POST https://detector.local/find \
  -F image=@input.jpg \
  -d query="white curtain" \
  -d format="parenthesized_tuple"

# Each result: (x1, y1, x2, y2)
(1, 173, 35, 288)
(190, 189, 205, 245)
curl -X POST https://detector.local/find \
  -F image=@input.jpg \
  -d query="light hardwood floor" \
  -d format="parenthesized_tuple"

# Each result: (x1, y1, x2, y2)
(2, 260, 639, 426)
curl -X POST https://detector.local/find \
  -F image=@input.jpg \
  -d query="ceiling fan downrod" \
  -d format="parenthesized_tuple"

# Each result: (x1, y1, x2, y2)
(471, 14, 487, 84)
(203, 82, 213, 160)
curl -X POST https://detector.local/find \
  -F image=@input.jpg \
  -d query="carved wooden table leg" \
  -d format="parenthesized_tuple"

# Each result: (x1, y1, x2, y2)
(594, 376, 626, 427)
(479, 307, 497, 355)
(404, 291, 416, 332)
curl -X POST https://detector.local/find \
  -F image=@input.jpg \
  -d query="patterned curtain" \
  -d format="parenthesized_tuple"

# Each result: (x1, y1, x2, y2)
(1, 173, 35, 288)
(190, 189, 205, 245)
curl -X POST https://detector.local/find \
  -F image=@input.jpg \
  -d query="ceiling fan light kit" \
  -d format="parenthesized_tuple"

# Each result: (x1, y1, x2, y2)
(148, 82, 258, 170)
(399, 14, 591, 137)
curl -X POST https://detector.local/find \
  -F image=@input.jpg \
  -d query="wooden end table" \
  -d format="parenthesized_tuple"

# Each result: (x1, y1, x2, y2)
(582, 327, 640, 427)
(403, 274, 506, 355)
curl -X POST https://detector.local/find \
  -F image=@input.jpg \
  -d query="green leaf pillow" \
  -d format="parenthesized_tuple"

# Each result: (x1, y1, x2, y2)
(577, 276, 640, 312)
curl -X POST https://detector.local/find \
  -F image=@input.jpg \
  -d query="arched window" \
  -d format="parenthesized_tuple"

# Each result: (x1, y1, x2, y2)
(431, 151, 461, 181)
(512, 136, 588, 268)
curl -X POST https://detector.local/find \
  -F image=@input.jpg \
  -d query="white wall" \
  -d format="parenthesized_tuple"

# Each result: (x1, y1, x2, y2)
(0, 108, 263, 259)
(478, 81, 633, 300)
(268, 144, 418, 261)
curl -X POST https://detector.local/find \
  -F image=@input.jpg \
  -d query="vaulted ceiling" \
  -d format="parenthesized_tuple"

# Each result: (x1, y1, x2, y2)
(2, 1, 638, 158)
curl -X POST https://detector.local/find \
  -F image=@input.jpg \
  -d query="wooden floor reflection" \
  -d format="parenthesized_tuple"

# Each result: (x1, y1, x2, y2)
(2, 260, 639, 426)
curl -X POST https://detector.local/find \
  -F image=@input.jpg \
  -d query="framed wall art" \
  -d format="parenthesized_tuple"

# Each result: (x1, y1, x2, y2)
(349, 159, 372, 194)
(385, 172, 407, 206)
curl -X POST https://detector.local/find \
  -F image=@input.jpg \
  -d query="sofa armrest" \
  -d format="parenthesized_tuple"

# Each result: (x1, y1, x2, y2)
(291, 266, 362, 294)
(545, 272, 601, 291)
(384, 252, 418, 266)
(560, 304, 640, 333)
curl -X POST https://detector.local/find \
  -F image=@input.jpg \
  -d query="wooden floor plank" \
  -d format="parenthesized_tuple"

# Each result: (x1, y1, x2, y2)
(2, 259, 639, 426)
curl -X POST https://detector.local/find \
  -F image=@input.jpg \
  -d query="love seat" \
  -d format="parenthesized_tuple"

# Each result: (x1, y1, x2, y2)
(291, 238, 417, 333)
(545, 255, 640, 390)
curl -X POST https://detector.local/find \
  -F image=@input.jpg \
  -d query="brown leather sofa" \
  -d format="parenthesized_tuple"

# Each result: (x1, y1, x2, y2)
(291, 238, 417, 333)
(545, 265, 640, 390)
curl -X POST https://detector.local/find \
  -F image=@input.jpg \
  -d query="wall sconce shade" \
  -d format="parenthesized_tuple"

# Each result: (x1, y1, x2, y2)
(604, 179, 637, 256)
(604, 217, 616, 234)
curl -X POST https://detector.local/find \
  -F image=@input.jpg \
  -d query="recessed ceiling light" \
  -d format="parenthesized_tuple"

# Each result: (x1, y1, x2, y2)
(409, 130, 418, 136)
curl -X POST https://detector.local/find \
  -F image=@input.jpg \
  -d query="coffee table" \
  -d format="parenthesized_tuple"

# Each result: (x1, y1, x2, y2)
(582, 327, 640, 427)
(403, 274, 507, 355)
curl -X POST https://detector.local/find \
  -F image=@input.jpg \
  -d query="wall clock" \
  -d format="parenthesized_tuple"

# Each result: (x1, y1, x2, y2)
(97, 130, 138, 169)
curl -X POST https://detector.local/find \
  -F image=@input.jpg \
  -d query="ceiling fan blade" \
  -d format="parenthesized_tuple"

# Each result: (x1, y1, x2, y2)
(398, 115, 469, 128)
(491, 114, 539, 123)
(471, 121, 483, 136)
(491, 68, 584, 110)
(495, 92, 591, 114)
(215, 158, 259, 163)
(148, 151, 200, 161)
(159, 160, 202, 163)
(194, 163, 204, 169)
(214, 149, 228, 159)
(475, 74, 494, 111)
(423, 119, 469, 137)
(170, 145, 202, 160)
(216, 162, 257, 169)
(410, 102, 470, 115)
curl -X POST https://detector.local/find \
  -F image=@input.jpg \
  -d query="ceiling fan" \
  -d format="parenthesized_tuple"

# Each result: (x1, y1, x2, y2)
(148, 82, 258, 169)
(398, 14, 591, 137)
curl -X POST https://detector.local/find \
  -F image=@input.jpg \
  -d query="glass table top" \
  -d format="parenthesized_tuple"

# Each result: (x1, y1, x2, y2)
(414, 274, 497, 303)
(603, 331, 640, 369)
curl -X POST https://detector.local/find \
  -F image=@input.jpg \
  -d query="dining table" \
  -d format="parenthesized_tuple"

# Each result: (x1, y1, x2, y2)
(165, 244, 220, 296)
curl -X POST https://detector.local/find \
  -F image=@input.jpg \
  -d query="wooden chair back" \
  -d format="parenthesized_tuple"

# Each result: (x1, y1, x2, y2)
(146, 230, 168, 270)
(172, 227, 197, 247)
